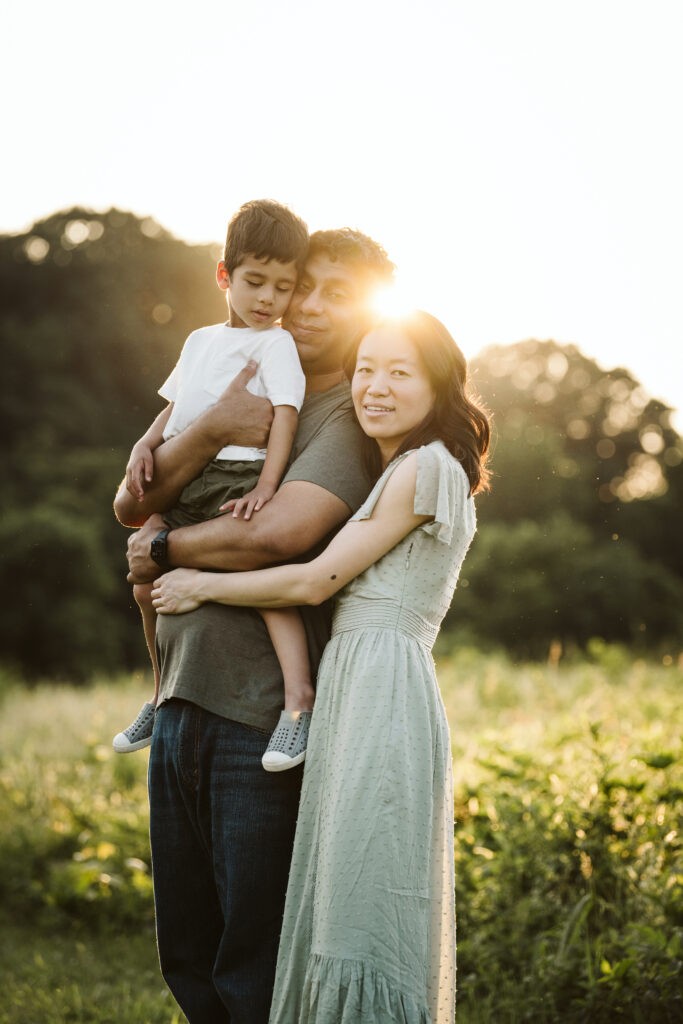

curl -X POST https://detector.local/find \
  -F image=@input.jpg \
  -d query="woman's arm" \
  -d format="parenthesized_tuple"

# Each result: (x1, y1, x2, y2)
(151, 452, 429, 614)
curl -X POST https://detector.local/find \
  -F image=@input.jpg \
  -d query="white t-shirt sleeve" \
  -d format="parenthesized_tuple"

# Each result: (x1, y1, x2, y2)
(258, 329, 306, 411)
(158, 362, 179, 403)
(158, 329, 201, 403)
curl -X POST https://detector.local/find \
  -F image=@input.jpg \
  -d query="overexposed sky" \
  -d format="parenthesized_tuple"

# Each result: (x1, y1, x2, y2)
(3, 0, 682, 427)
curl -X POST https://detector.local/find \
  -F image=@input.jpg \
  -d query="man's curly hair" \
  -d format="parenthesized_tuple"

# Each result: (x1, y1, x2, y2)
(307, 228, 395, 287)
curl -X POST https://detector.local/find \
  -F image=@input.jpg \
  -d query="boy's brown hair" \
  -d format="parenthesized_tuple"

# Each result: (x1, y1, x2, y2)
(223, 200, 309, 274)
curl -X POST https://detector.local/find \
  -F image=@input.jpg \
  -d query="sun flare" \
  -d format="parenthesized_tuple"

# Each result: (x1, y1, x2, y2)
(371, 282, 415, 320)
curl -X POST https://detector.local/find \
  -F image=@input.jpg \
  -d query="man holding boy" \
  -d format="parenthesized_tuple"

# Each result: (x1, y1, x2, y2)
(117, 227, 393, 1023)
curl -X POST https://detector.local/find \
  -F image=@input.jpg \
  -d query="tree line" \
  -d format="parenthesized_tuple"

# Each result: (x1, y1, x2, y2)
(1, 208, 681, 679)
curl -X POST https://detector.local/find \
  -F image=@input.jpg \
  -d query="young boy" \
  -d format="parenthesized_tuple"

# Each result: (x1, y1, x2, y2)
(113, 199, 314, 771)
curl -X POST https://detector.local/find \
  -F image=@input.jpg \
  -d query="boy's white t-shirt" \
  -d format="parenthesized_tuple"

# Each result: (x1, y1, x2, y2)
(159, 323, 306, 461)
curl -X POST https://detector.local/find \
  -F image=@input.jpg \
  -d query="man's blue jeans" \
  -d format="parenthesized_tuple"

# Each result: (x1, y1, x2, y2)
(148, 699, 303, 1023)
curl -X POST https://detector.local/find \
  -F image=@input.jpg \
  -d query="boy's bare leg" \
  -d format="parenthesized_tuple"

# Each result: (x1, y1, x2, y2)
(261, 608, 315, 712)
(260, 608, 315, 773)
(134, 582, 161, 703)
(112, 585, 159, 753)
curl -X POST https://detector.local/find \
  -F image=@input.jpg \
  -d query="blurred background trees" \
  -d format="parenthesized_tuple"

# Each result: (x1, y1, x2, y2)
(1, 209, 681, 680)
(0, 209, 225, 679)
(449, 340, 683, 655)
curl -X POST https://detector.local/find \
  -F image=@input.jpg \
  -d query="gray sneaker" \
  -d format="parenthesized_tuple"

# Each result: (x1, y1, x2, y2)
(262, 710, 312, 772)
(113, 702, 156, 753)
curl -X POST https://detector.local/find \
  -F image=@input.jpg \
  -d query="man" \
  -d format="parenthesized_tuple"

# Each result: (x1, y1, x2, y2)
(116, 229, 394, 1023)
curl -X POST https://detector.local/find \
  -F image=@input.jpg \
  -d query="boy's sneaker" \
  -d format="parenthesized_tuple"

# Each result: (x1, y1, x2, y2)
(113, 702, 156, 753)
(262, 710, 312, 772)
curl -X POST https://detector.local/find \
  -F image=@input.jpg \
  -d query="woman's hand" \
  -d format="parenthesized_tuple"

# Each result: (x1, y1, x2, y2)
(151, 568, 205, 615)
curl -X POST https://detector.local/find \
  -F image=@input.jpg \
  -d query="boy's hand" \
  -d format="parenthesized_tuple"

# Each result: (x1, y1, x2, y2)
(126, 442, 154, 501)
(223, 482, 277, 521)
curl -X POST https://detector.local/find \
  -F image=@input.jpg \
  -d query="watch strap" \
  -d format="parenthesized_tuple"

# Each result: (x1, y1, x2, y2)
(151, 527, 172, 572)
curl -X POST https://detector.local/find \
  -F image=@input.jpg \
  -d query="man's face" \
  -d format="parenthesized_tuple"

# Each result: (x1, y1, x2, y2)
(282, 253, 369, 375)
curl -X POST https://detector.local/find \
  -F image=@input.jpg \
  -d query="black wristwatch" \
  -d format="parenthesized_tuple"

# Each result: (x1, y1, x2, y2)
(151, 527, 172, 572)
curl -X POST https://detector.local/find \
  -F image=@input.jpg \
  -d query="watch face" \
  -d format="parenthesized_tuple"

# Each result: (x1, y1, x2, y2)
(152, 530, 169, 567)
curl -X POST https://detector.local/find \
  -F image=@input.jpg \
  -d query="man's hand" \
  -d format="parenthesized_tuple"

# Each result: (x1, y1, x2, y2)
(126, 441, 155, 501)
(126, 513, 167, 584)
(203, 361, 274, 451)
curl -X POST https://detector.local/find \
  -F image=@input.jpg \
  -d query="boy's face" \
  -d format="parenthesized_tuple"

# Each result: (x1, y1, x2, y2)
(283, 252, 370, 375)
(216, 255, 298, 330)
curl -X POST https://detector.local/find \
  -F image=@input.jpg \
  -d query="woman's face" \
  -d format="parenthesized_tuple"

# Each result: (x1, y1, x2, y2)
(352, 325, 436, 465)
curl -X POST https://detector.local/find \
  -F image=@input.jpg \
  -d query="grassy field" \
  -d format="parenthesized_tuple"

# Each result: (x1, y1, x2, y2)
(0, 649, 680, 1023)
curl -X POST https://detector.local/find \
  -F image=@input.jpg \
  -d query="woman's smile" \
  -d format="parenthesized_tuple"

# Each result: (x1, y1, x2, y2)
(362, 402, 395, 415)
(352, 325, 435, 463)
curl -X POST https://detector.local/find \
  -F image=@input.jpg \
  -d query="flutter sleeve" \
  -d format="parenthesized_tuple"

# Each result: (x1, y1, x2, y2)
(351, 441, 472, 543)
(349, 454, 408, 523)
(414, 441, 472, 544)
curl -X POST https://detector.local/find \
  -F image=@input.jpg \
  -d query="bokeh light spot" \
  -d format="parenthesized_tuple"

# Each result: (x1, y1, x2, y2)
(639, 428, 664, 454)
(566, 418, 590, 440)
(63, 220, 90, 247)
(152, 303, 173, 325)
(596, 438, 616, 459)
(140, 217, 163, 238)
(663, 446, 682, 467)
(546, 351, 568, 381)
(24, 236, 50, 263)
(534, 381, 556, 404)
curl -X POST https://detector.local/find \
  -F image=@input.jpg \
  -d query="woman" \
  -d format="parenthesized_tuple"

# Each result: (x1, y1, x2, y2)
(152, 310, 490, 1023)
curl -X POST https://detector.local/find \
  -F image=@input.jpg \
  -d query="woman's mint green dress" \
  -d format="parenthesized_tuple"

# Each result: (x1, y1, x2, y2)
(269, 441, 476, 1024)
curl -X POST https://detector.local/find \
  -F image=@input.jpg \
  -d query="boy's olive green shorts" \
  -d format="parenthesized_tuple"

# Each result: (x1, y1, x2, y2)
(163, 458, 264, 529)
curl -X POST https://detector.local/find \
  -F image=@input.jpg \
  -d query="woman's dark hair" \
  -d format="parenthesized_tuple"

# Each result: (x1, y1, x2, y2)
(345, 310, 491, 494)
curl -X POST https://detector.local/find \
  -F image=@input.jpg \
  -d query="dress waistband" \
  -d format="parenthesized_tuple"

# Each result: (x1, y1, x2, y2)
(332, 599, 439, 649)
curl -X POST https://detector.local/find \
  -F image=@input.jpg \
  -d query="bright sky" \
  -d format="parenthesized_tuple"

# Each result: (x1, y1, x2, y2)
(3, 0, 682, 428)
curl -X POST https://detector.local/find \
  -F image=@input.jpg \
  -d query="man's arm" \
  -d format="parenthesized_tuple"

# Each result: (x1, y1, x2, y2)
(114, 362, 273, 527)
(126, 479, 351, 583)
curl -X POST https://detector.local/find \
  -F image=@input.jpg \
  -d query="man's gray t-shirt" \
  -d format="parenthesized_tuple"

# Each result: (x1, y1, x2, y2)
(155, 382, 371, 732)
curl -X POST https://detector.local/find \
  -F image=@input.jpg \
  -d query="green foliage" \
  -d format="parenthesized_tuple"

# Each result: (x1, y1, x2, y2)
(0, 655, 680, 1022)
(448, 513, 683, 655)
(450, 339, 683, 656)
(439, 649, 683, 1023)
(0, 679, 154, 926)
(0, 446, 141, 679)
(471, 339, 683, 534)
(455, 748, 681, 1021)
(1, 209, 225, 679)
(0, 923, 186, 1023)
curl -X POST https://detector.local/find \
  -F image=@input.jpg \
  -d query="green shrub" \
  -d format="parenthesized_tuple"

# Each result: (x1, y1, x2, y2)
(445, 650, 682, 1022)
